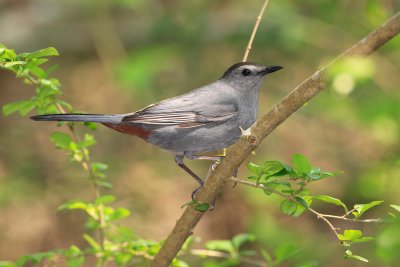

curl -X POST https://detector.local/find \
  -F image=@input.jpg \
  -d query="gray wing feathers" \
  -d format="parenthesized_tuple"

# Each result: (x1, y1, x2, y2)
(122, 84, 238, 127)
(123, 102, 237, 127)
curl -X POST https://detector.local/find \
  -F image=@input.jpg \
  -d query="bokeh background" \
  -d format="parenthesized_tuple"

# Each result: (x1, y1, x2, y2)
(1, 0, 400, 266)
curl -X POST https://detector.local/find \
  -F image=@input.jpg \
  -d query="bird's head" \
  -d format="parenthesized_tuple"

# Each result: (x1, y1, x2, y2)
(220, 62, 283, 90)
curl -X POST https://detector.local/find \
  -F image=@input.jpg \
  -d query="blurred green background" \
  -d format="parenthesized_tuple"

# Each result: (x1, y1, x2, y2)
(1, 0, 400, 266)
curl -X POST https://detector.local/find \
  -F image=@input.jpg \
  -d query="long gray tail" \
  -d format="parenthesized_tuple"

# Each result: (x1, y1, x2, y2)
(31, 113, 123, 124)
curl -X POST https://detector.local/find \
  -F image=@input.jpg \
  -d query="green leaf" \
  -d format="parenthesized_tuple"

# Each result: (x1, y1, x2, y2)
(115, 253, 133, 265)
(260, 249, 272, 264)
(30, 65, 47, 79)
(94, 179, 113, 188)
(58, 200, 87, 211)
(262, 161, 286, 177)
(27, 47, 59, 59)
(308, 168, 338, 180)
(83, 234, 101, 250)
(338, 229, 374, 244)
(3, 100, 35, 117)
(109, 208, 131, 221)
(292, 154, 312, 175)
(280, 199, 297, 215)
(95, 195, 115, 205)
(312, 195, 348, 213)
(232, 233, 255, 251)
(3, 61, 26, 68)
(84, 121, 97, 130)
(247, 162, 263, 176)
(50, 131, 73, 150)
(0, 48, 16, 60)
(205, 240, 234, 254)
(353, 200, 384, 218)
(65, 246, 85, 267)
(91, 162, 108, 172)
(295, 197, 309, 209)
(344, 250, 369, 262)
(390, 204, 400, 213)
(194, 203, 210, 212)
(77, 133, 96, 148)
(0, 262, 16, 267)
(339, 229, 362, 241)
(274, 243, 301, 263)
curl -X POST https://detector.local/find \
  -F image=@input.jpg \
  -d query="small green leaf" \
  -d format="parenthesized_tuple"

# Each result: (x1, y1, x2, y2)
(58, 200, 87, 211)
(109, 208, 131, 221)
(0, 48, 16, 60)
(274, 243, 301, 263)
(260, 249, 272, 264)
(194, 203, 210, 212)
(83, 234, 101, 250)
(338, 229, 374, 244)
(30, 66, 47, 79)
(342, 229, 362, 241)
(280, 199, 297, 215)
(95, 195, 115, 205)
(3, 61, 26, 68)
(344, 250, 369, 262)
(115, 253, 132, 265)
(77, 133, 96, 148)
(50, 131, 73, 150)
(312, 195, 348, 213)
(390, 204, 400, 213)
(247, 162, 263, 176)
(94, 180, 113, 188)
(91, 162, 108, 172)
(292, 154, 312, 175)
(3, 100, 34, 116)
(262, 161, 286, 177)
(353, 200, 384, 218)
(205, 240, 234, 254)
(181, 200, 195, 209)
(295, 197, 309, 209)
(0, 262, 16, 267)
(84, 121, 97, 130)
(27, 47, 59, 59)
(65, 245, 85, 267)
(232, 233, 255, 251)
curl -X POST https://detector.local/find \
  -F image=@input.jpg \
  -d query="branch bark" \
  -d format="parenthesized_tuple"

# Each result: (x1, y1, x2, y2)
(151, 12, 400, 267)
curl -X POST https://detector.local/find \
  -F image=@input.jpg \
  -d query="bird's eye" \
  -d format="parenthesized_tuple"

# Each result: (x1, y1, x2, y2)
(241, 68, 251, 76)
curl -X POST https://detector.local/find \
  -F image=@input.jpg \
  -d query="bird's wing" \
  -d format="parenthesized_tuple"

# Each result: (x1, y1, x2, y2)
(122, 96, 238, 129)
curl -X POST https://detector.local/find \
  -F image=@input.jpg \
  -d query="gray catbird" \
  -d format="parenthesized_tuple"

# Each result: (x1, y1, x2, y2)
(31, 62, 282, 200)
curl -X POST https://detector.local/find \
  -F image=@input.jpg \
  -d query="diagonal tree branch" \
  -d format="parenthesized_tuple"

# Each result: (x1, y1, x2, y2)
(151, 12, 400, 267)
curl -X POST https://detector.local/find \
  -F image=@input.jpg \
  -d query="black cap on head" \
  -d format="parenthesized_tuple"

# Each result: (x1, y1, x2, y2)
(222, 62, 283, 79)
(222, 62, 262, 78)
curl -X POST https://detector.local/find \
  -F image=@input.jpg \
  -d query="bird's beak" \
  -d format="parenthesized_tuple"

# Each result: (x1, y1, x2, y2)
(261, 66, 283, 76)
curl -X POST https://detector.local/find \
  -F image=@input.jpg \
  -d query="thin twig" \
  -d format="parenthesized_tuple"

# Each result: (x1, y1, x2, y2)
(307, 208, 341, 240)
(230, 177, 384, 240)
(320, 214, 383, 223)
(242, 0, 270, 62)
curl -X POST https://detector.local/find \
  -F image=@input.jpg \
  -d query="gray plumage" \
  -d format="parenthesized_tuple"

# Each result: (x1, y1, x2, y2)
(31, 62, 282, 200)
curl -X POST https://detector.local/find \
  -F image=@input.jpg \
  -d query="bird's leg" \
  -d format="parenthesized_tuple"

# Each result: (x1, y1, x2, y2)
(174, 155, 204, 201)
